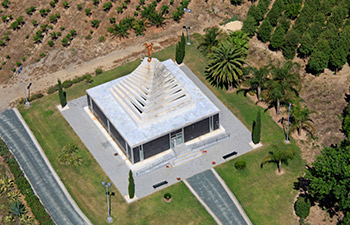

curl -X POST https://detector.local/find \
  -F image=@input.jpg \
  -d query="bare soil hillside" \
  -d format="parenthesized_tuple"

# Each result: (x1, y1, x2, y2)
(0, 0, 250, 110)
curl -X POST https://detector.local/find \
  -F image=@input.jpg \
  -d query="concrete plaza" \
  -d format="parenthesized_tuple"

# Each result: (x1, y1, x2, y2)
(60, 63, 254, 201)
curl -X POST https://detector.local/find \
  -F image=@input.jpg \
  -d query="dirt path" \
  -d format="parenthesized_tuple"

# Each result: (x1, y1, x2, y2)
(0, 24, 204, 110)
(0, 0, 251, 111)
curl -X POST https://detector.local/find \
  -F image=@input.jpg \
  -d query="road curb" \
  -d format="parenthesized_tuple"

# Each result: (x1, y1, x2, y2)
(211, 168, 253, 225)
(183, 179, 222, 225)
(13, 108, 93, 225)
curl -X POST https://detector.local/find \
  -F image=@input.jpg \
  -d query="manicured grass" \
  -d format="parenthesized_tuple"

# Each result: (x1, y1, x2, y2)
(18, 45, 214, 225)
(183, 36, 305, 225)
(18, 34, 305, 225)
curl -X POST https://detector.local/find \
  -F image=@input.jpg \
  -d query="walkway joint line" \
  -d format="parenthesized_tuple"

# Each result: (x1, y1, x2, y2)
(211, 168, 253, 225)
(183, 180, 222, 225)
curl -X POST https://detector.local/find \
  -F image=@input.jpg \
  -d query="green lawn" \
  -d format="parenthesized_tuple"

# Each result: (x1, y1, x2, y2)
(18, 45, 214, 225)
(18, 35, 305, 225)
(183, 35, 305, 225)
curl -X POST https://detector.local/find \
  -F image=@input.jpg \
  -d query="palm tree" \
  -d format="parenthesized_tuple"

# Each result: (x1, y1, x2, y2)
(264, 80, 284, 114)
(205, 41, 246, 89)
(149, 11, 166, 28)
(289, 102, 315, 136)
(111, 22, 129, 39)
(133, 19, 146, 36)
(261, 145, 295, 173)
(264, 61, 301, 114)
(242, 66, 270, 100)
(140, 4, 156, 19)
(197, 27, 221, 55)
(9, 200, 26, 217)
(228, 30, 249, 54)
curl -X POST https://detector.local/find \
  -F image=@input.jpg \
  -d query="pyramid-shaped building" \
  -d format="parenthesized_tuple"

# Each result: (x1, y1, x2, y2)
(86, 58, 220, 164)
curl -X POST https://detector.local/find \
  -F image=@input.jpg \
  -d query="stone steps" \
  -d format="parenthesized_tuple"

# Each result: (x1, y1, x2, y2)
(170, 150, 203, 167)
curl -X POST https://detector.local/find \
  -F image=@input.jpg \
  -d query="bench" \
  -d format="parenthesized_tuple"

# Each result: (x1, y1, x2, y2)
(153, 180, 168, 189)
(222, 151, 237, 160)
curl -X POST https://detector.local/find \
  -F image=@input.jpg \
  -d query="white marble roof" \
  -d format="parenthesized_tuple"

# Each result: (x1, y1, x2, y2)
(86, 58, 220, 147)
(110, 58, 193, 126)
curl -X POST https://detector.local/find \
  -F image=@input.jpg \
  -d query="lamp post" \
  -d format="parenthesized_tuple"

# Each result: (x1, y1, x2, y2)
(285, 103, 292, 144)
(27, 83, 32, 99)
(17, 65, 30, 107)
(183, 8, 192, 45)
(101, 181, 112, 223)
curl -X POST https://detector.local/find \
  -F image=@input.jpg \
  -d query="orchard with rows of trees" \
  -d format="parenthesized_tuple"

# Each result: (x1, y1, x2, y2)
(243, 0, 350, 75)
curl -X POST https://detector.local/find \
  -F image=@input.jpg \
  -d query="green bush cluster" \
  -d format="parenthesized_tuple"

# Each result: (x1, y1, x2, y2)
(46, 74, 92, 94)
(234, 160, 246, 170)
(95, 68, 103, 75)
(294, 197, 310, 219)
(57, 144, 83, 167)
(0, 140, 54, 224)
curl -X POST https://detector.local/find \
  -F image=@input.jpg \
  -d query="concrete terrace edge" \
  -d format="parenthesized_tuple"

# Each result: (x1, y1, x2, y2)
(211, 168, 253, 225)
(13, 108, 93, 225)
(183, 180, 223, 225)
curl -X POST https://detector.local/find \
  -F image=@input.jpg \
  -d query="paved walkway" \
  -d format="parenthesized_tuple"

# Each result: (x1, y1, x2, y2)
(0, 109, 91, 225)
(61, 62, 254, 201)
(186, 169, 252, 225)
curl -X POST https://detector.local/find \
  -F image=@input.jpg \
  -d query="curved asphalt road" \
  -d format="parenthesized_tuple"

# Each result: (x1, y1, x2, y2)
(0, 109, 91, 225)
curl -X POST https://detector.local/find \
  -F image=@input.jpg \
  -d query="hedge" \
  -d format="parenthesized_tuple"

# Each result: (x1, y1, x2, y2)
(0, 139, 54, 224)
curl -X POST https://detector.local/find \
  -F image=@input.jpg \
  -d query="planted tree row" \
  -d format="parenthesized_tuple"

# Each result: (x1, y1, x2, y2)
(244, 0, 350, 75)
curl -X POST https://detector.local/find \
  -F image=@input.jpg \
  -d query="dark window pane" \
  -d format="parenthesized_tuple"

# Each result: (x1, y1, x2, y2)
(143, 134, 170, 159)
(184, 118, 210, 142)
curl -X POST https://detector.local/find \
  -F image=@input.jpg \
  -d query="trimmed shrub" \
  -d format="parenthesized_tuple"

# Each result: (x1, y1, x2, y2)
(95, 68, 103, 75)
(62, 80, 73, 88)
(58, 79, 67, 107)
(294, 197, 310, 219)
(164, 192, 172, 200)
(71, 76, 85, 84)
(47, 85, 59, 94)
(252, 110, 261, 144)
(128, 170, 135, 199)
(29, 93, 44, 102)
(234, 160, 246, 170)
(83, 74, 93, 83)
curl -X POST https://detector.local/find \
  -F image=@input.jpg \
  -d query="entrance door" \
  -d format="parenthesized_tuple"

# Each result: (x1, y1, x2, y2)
(170, 129, 183, 148)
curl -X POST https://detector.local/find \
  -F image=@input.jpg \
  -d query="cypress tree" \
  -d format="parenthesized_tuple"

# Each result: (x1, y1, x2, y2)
(175, 42, 182, 64)
(180, 32, 186, 62)
(58, 79, 67, 107)
(252, 110, 261, 144)
(175, 33, 186, 64)
(128, 170, 135, 199)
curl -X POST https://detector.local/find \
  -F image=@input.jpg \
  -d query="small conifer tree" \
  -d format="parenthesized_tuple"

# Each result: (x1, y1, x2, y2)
(175, 42, 182, 64)
(58, 79, 67, 107)
(175, 33, 186, 64)
(252, 110, 261, 144)
(180, 32, 186, 61)
(128, 170, 135, 199)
